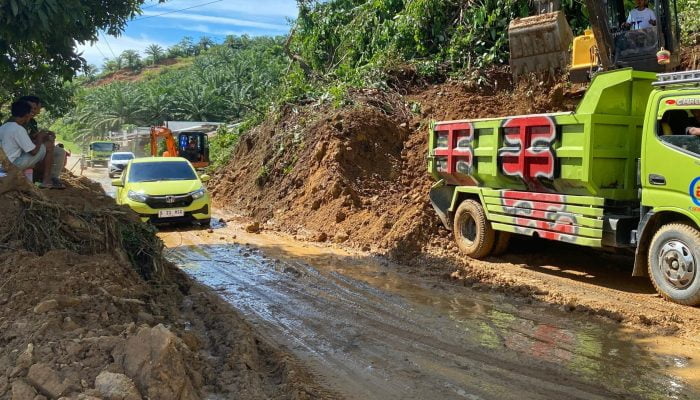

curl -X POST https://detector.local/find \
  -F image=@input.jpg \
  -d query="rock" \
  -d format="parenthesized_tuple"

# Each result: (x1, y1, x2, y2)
(14, 344, 33, 372)
(361, 245, 371, 252)
(11, 379, 37, 400)
(95, 371, 142, 400)
(137, 312, 154, 324)
(206, 228, 213, 233)
(313, 232, 328, 242)
(27, 363, 65, 398)
(33, 300, 58, 314)
(310, 199, 322, 211)
(113, 324, 198, 400)
(33, 395, 47, 400)
(334, 233, 349, 243)
(335, 211, 346, 223)
(245, 222, 260, 233)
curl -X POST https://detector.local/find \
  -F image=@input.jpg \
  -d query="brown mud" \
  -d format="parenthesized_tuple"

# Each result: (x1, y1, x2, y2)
(0, 172, 335, 399)
(160, 222, 700, 399)
(210, 67, 700, 341)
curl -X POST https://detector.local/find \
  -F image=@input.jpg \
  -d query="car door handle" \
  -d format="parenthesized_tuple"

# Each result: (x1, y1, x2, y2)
(649, 174, 666, 186)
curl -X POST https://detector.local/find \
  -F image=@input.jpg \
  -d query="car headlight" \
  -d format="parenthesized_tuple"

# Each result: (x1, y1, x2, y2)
(127, 190, 148, 203)
(190, 187, 206, 200)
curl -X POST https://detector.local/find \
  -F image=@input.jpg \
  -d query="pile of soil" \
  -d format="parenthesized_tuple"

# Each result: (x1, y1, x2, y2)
(0, 170, 333, 399)
(211, 68, 579, 261)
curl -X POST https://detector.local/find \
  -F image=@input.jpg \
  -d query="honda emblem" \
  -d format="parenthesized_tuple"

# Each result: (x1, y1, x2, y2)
(166, 196, 176, 204)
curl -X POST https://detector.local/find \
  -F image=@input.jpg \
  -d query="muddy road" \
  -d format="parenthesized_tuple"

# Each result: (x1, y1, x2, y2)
(160, 226, 699, 400)
(81, 164, 700, 399)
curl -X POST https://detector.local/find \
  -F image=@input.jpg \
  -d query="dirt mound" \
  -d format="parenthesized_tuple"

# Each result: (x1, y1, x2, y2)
(211, 74, 578, 260)
(0, 168, 333, 399)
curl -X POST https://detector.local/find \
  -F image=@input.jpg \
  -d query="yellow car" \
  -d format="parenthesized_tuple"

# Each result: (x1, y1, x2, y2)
(112, 157, 211, 225)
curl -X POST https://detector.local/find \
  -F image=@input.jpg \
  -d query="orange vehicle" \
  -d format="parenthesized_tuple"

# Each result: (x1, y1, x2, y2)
(150, 126, 210, 169)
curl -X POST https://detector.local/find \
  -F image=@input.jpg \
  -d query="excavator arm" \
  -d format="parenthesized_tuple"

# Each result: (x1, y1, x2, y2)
(150, 126, 178, 158)
(582, 0, 614, 70)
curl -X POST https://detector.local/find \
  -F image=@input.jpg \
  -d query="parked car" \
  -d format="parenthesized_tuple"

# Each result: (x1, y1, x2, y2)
(108, 151, 135, 178)
(112, 157, 211, 225)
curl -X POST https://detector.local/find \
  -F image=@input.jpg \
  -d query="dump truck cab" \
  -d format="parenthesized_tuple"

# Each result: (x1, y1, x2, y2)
(86, 141, 119, 167)
(428, 68, 700, 305)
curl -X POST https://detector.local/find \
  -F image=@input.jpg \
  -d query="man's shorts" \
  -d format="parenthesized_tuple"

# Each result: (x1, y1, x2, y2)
(12, 144, 46, 170)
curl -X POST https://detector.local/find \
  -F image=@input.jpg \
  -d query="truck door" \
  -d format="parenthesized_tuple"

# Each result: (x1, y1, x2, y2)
(642, 94, 700, 221)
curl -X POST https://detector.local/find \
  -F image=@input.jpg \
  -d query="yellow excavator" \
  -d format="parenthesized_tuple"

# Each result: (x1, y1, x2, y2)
(508, 0, 681, 83)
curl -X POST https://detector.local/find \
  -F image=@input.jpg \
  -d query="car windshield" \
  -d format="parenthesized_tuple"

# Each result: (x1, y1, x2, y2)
(112, 154, 133, 161)
(92, 143, 114, 151)
(128, 161, 197, 182)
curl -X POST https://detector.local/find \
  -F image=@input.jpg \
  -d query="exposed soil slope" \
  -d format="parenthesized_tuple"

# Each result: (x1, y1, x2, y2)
(0, 171, 334, 399)
(211, 70, 578, 259)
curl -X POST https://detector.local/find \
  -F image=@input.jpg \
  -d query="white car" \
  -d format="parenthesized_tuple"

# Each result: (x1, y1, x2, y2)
(108, 152, 135, 178)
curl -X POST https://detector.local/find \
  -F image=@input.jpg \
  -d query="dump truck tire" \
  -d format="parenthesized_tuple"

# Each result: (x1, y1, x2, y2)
(492, 231, 512, 256)
(453, 200, 496, 259)
(648, 223, 700, 306)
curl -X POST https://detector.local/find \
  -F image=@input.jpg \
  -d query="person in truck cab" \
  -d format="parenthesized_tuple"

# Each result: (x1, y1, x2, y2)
(623, 0, 656, 30)
(684, 109, 700, 136)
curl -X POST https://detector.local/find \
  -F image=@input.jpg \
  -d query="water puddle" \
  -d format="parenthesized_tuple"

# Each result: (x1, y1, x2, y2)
(162, 229, 700, 400)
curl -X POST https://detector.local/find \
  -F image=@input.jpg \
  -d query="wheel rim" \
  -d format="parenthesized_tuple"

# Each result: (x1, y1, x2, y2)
(460, 213, 477, 244)
(658, 240, 696, 290)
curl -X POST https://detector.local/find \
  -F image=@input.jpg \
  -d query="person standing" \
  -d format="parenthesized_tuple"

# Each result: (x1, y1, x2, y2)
(624, 0, 657, 30)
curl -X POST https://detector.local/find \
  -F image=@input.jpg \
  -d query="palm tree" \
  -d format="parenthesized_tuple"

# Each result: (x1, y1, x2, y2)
(120, 49, 142, 70)
(144, 44, 164, 65)
(197, 36, 215, 54)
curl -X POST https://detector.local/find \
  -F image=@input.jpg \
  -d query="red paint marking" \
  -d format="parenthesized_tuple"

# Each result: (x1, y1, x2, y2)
(433, 122, 477, 185)
(500, 190, 568, 203)
(666, 99, 677, 105)
(498, 116, 557, 190)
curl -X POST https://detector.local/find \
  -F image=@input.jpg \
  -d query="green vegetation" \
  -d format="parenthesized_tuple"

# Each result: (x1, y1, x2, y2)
(33, 0, 700, 169)
(0, 0, 161, 112)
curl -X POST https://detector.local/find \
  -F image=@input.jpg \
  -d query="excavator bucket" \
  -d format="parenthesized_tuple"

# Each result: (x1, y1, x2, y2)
(508, 11, 573, 81)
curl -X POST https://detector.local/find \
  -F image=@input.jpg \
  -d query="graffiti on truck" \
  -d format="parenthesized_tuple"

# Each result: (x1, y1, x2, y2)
(433, 122, 478, 186)
(498, 116, 558, 192)
(500, 190, 579, 243)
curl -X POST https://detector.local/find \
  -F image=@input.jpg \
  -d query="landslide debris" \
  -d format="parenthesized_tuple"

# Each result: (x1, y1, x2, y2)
(0, 165, 334, 399)
(211, 68, 578, 261)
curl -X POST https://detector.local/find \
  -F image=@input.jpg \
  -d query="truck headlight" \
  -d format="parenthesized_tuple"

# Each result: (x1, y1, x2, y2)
(127, 190, 148, 203)
(190, 187, 206, 200)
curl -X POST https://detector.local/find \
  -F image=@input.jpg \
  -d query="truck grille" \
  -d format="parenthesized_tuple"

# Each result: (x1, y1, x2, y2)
(145, 194, 193, 208)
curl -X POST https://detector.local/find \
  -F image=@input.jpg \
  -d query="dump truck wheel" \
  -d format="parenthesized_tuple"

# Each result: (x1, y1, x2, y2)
(453, 200, 496, 259)
(648, 223, 700, 306)
(492, 231, 512, 256)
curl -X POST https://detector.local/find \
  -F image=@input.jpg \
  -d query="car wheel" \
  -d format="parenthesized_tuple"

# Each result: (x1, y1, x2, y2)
(648, 223, 700, 306)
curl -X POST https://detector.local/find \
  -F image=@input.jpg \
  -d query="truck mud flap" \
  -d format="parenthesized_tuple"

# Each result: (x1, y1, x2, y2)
(429, 183, 454, 231)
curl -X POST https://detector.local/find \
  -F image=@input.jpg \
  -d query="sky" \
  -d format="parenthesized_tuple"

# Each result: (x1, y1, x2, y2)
(76, 0, 299, 69)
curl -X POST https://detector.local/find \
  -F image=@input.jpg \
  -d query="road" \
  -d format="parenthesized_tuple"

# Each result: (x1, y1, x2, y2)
(82, 163, 700, 400)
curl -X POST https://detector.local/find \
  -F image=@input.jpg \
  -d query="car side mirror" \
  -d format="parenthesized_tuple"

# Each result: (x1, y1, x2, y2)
(199, 174, 210, 182)
(111, 179, 123, 187)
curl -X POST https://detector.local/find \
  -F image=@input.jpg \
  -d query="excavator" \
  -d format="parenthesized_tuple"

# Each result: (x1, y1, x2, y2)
(509, 0, 681, 83)
(150, 126, 210, 169)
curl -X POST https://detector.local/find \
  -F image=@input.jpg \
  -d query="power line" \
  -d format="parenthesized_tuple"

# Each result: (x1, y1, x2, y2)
(100, 31, 118, 59)
(92, 43, 109, 61)
(141, 0, 179, 10)
(132, 0, 223, 21)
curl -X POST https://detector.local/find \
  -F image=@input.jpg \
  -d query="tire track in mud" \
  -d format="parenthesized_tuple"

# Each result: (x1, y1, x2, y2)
(167, 242, 696, 400)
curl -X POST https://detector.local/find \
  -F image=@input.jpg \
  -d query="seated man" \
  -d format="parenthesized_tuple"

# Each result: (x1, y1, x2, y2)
(623, 0, 656, 30)
(685, 109, 700, 136)
(0, 101, 64, 188)
(182, 139, 200, 163)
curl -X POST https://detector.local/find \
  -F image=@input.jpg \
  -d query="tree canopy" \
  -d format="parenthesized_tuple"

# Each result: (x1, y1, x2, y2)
(0, 0, 162, 110)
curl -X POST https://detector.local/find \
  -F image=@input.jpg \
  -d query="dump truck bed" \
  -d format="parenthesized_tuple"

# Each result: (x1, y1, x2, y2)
(428, 69, 657, 201)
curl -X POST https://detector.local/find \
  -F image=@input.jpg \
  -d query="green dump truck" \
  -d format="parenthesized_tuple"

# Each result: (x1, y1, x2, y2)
(85, 141, 119, 167)
(428, 69, 700, 305)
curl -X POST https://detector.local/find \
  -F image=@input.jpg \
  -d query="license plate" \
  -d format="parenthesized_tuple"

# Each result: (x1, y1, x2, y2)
(158, 209, 184, 218)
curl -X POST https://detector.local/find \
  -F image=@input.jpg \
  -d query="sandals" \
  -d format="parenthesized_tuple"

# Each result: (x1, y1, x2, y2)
(38, 180, 67, 190)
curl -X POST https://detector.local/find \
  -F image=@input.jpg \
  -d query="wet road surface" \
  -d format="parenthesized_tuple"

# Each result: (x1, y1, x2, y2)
(162, 228, 700, 400)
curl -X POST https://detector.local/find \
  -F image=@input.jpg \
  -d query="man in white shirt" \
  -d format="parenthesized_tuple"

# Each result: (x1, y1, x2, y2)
(0, 101, 53, 186)
(624, 0, 656, 30)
